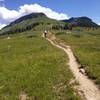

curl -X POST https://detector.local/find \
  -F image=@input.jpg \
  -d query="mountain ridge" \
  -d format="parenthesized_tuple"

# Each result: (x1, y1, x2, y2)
(62, 16, 98, 27)
(0, 13, 99, 35)
(0, 12, 60, 35)
(4, 13, 46, 28)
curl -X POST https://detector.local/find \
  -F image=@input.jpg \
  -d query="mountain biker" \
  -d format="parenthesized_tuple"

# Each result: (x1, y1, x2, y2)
(44, 30, 47, 38)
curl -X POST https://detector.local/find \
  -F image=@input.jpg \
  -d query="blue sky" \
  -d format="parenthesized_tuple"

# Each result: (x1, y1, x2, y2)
(0, 0, 100, 28)
(4, 0, 100, 23)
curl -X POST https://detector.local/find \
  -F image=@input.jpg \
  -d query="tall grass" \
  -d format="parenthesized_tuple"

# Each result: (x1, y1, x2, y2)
(0, 31, 80, 100)
(55, 29, 100, 86)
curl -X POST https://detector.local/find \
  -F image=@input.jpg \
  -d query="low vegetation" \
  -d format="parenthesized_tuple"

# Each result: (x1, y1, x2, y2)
(0, 12, 100, 99)
(54, 28, 100, 86)
(0, 13, 65, 35)
(0, 31, 80, 100)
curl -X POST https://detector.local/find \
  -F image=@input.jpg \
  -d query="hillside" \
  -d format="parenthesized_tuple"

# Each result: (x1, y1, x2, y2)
(0, 12, 100, 99)
(0, 13, 65, 35)
(54, 29, 100, 87)
(0, 31, 81, 100)
(63, 17, 99, 27)
(0, 13, 99, 35)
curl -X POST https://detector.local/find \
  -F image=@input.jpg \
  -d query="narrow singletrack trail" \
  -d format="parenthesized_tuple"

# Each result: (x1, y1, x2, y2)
(46, 33, 100, 100)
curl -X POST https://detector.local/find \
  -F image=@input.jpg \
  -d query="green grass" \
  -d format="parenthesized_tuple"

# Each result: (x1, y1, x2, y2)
(54, 28, 100, 86)
(0, 16, 65, 35)
(0, 31, 80, 100)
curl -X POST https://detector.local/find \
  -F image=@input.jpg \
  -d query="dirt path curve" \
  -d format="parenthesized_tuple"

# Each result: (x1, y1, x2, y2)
(46, 33, 100, 100)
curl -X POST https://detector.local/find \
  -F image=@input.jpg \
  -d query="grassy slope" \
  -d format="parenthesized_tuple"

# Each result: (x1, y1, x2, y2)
(0, 16, 65, 35)
(54, 29, 100, 86)
(0, 31, 80, 100)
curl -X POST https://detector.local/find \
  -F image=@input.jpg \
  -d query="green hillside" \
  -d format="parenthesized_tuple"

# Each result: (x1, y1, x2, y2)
(0, 12, 100, 99)
(0, 13, 65, 35)
(0, 31, 80, 100)
(1, 13, 99, 36)
(54, 28, 100, 86)
(62, 17, 99, 27)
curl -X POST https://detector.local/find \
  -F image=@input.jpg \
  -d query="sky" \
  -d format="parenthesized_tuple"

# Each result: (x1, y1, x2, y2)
(0, 0, 100, 29)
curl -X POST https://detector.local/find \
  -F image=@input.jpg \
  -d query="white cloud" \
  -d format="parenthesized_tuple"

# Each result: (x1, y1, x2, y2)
(0, 23, 6, 29)
(0, 7, 19, 22)
(18, 4, 69, 20)
(97, 23, 100, 25)
(0, 3, 69, 29)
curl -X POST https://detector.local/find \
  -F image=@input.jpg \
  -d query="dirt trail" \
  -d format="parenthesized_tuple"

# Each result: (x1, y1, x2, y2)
(46, 33, 100, 100)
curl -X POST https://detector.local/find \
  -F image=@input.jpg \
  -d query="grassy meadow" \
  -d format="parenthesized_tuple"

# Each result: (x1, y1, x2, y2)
(54, 28, 100, 86)
(0, 31, 80, 100)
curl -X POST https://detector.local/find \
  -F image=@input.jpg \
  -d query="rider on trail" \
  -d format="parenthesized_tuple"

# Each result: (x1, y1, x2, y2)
(44, 30, 47, 38)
